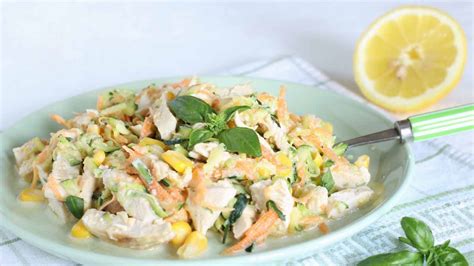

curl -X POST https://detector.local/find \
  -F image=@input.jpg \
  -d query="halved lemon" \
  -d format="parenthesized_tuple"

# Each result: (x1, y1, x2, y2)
(354, 6, 467, 112)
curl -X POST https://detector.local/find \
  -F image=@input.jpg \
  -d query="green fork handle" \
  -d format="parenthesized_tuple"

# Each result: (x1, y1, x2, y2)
(342, 103, 474, 148)
(408, 103, 474, 142)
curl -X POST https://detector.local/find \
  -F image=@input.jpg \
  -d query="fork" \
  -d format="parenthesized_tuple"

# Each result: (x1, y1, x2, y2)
(341, 103, 474, 148)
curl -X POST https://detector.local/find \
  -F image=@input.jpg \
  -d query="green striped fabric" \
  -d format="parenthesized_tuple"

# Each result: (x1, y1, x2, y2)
(409, 104, 474, 141)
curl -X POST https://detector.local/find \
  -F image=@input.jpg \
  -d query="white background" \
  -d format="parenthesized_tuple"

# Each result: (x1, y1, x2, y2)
(1, 1, 473, 130)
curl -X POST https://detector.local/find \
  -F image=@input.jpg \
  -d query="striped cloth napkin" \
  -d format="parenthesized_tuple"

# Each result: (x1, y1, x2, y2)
(1, 56, 473, 265)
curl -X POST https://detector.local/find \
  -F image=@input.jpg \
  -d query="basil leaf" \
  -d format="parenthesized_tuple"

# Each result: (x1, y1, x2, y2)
(266, 200, 285, 221)
(399, 236, 414, 248)
(333, 142, 348, 156)
(222, 194, 248, 243)
(245, 243, 255, 253)
(321, 170, 335, 193)
(288, 165, 298, 184)
(358, 250, 423, 266)
(160, 178, 171, 187)
(401, 217, 434, 253)
(227, 194, 248, 225)
(430, 246, 468, 266)
(188, 128, 214, 148)
(221, 105, 251, 122)
(217, 127, 262, 157)
(131, 159, 153, 186)
(270, 114, 280, 127)
(169, 96, 215, 124)
(439, 240, 451, 249)
(65, 195, 84, 219)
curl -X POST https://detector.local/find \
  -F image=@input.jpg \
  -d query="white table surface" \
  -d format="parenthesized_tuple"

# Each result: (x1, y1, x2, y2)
(1, 1, 472, 129)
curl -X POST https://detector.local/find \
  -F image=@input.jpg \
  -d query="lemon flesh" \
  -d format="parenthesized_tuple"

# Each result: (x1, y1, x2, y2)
(354, 6, 467, 112)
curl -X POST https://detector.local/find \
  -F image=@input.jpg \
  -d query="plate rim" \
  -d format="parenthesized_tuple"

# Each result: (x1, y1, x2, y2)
(0, 75, 414, 264)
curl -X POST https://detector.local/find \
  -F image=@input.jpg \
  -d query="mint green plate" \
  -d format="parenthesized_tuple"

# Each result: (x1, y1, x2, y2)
(0, 77, 414, 264)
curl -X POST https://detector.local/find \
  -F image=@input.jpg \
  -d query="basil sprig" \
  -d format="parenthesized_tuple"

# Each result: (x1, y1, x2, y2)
(169, 96, 261, 157)
(65, 195, 84, 219)
(358, 216, 468, 266)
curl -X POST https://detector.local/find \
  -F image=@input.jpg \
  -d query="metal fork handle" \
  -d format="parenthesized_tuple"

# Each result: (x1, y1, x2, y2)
(343, 119, 411, 148)
(342, 104, 473, 148)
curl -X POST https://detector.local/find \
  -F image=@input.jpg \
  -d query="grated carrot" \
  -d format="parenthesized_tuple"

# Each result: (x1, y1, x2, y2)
(235, 159, 257, 180)
(300, 216, 323, 227)
(257, 92, 275, 103)
(46, 175, 63, 200)
(296, 164, 308, 186)
(51, 114, 70, 128)
(140, 116, 154, 138)
(260, 143, 277, 165)
(303, 134, 348, 165)
(96, 95, 103, 111)
(189, 165, 207, 205)
(223, 209, 279, 254)
(292, 137, 306, 147)
(171, 78, 191, 89)
(189, 164, 205, 189)
(289, 113, 301, 123)
(164, 208, 189, 223)
(122, 145, 143, 163)
(318, 222, 330, 234)
(36, 147, 50, 164)
(149, 179, 173, 202)
(277, 86, 289, 127)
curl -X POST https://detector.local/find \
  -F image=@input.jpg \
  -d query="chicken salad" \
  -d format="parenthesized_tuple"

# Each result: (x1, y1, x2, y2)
(13, 77, 374, 258)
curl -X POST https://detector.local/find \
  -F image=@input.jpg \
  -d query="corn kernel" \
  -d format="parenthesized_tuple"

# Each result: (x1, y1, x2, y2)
(355, 155, 370, 169)
(313, 152, 323, 169)
(276, 152, 292, 167)
(162, 150, 193, 174)
(19, 188, 44, 202)
(171, 221, 192, 247)
(277, 168, 292, 178)
(93, 150, 106, 166)
(275, 152, 292, 177)
(177, 231, 208, 259)
(257, 165, 272, 178)
(71, 220, 92, 239)
(139, 137, 167, 150)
